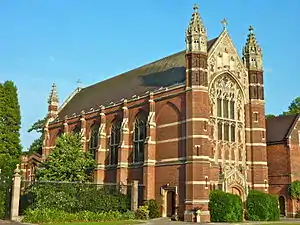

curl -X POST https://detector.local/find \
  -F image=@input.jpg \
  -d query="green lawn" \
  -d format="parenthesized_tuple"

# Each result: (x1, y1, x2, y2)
(43, 221, 143, 225)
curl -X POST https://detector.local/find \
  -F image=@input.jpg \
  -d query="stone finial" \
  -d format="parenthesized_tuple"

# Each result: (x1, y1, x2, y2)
(48, 83, 59, 105)
(185, 3, 207, 53)
(14, 164, 20, 175)
(242, 25, 263, 70)
(221, 18, 228, 30)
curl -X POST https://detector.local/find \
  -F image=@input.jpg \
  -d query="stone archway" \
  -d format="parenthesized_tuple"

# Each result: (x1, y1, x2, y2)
(160, 185, 178, 218)
(279, 196, 286, 216)
(228, 184, 245, 201)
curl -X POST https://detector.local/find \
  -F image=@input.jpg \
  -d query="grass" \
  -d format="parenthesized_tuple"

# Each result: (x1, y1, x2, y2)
(43, 221, 144, 225)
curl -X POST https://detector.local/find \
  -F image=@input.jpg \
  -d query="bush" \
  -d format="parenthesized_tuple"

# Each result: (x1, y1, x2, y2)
(134, 206, 149, 220)
(208, 190, 243, 222)
(245, 190, 280, 221)
(23, 208, 135, 224)
(20, 182, 130, 214)
(145, 199, 160, 219)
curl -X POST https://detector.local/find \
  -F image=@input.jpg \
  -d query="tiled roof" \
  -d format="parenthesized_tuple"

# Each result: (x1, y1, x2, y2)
(266, 114, 299, 144)
(58, 38, 218, 119)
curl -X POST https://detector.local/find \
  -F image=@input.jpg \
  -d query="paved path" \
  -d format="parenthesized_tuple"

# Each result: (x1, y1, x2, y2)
(144, 218, 300, 225)
(0, 220, 22, 225)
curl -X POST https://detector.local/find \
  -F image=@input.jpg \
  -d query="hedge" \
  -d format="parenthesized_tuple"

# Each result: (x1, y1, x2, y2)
(144, 199, 160, 219)
(245, 190, 280, 221)
(0, 178, 12, 219)
(208, 190, 243, 222)
(20, 182, 130, 214)
(23, 208, 135, 224)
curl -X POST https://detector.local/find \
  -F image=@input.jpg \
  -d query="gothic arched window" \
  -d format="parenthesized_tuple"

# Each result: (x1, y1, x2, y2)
(89, 123, 100, 159)
(133, 113, 147, 163)
(73, 124, 81, 134)
(109, 120, 121, 165)
(209, 74, 245, 165)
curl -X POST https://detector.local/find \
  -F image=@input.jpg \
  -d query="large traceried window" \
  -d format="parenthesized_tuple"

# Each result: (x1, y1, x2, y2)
(109, 120, 121, 165)
(89, 123, 100, 160)
(209, 74, 245, 165)
(133, 113, 147, 163)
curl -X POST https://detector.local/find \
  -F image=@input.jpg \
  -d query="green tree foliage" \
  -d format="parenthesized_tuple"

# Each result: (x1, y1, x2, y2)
(0, 81, 22, 176)
(245, 190, 280, 221)
(27, 117, 46, 155)
(282, 97, 300, 115)
(208, 190, 243, 222)
(36, 133, 96, 182)
(0, 81, 22, 219)
(266, 114, 276, 119)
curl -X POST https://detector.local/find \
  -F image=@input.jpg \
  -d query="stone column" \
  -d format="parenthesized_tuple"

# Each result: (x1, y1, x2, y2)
(131, 180, 139, 211)
(63, 115, 69, 134)
(10, 164, 21, 221)
(143, 92, 156, 200)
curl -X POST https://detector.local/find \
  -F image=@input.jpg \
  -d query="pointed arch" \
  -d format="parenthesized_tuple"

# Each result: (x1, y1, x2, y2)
(89, 122, 100, 159)
(156, 101, 181, 125)
(133, 111, 148, 163)
(109, 118, 122, 165)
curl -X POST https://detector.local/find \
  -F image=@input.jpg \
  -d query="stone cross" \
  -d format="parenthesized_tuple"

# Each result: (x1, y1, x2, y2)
(221, 18, 228, 30)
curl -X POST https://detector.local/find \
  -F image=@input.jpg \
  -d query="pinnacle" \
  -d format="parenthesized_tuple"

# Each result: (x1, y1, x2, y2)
(186, 3, 205, 35)
(48, 83, 58, 104)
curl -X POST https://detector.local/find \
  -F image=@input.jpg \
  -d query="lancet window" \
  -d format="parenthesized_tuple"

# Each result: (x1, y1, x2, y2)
(89, 123, 100, 160)
(109, 120, 121, 165)
(133, 113, 147, 163)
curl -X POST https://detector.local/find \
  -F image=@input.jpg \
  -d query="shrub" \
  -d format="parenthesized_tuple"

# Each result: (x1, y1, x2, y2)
(0, 178, 12, 219)
(134, 206, 149, 220)
(208, 190, 243, 222)
(23, 208, 135, 224)
(20, 182, 130, 214)
(245, 190, 280, 221)
(145, 199, 160, 219)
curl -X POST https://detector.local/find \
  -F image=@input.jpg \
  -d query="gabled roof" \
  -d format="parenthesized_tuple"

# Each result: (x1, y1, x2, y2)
(266, 114, 300, 144)
(58, 38, 218, 119)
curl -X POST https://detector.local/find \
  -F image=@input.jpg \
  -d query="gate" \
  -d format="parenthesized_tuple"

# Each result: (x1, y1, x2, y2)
(0, 174, 12, 219)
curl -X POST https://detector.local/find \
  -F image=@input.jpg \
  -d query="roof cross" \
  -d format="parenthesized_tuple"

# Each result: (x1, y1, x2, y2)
(77, 79, 82, 88)
(221, 18, 228, 30)
(249, 25, 254, 34)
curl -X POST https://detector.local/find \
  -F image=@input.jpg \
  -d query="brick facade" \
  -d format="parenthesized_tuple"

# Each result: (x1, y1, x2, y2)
(20, 4, 298, 222)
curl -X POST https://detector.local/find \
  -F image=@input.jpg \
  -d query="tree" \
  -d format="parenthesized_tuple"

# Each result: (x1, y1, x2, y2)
(266, 114, 276, 119)
(282, 97, 300, 115)
(289, 180, 300, 214)
(27, 117, 46, 155)
(0, 81, 22, 177)
(36, 133, 96, 182)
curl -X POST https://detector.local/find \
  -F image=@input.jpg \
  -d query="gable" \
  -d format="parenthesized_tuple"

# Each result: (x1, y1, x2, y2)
(207, 30, 249, 102)
(266, 114, 299, 144)
(57, 38, 218, 119)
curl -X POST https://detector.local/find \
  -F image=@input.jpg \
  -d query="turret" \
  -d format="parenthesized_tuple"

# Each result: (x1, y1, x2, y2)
(242, 26, 263, 71)
(47, 83, 59, 120)
(185, 4, 207, 53)
(185, 4, 208, 87)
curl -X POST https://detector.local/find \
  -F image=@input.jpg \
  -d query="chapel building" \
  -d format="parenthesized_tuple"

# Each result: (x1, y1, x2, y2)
(22, 4, 269, 222)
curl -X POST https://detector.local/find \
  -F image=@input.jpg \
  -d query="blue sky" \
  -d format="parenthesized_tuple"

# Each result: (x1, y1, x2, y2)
(0, 0, 299, 150)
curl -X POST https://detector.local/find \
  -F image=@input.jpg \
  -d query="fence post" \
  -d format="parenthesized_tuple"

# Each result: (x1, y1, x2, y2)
(10, 164, 21, 221)
(131, 180, 139, 211)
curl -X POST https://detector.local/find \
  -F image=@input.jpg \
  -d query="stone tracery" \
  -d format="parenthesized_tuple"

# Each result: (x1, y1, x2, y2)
(209, 73, 246, 168)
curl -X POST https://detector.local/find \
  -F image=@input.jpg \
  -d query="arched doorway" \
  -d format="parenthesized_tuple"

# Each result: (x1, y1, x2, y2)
(166, 191, 175, 217)
(228, 184, 245, 202)
(279, 196, 286, 216)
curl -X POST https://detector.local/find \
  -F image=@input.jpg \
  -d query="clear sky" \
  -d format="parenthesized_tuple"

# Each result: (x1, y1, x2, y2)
(0, 0, 299, 150)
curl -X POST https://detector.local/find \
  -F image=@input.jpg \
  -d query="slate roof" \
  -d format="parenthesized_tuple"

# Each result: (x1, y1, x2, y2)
(266, 114, 300, 144)
(58, 38, 218, 119)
